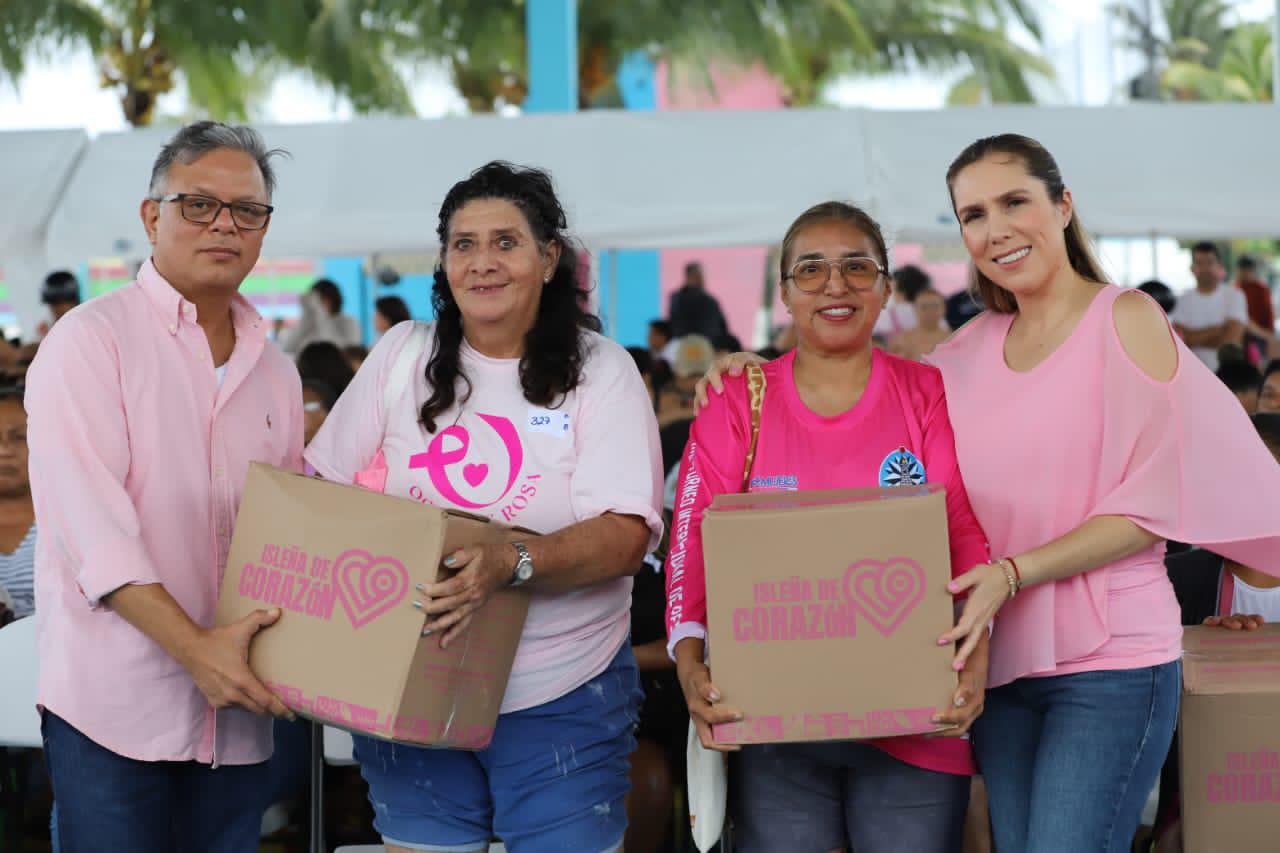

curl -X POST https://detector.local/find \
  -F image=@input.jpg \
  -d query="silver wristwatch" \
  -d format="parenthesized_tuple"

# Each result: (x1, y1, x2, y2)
(509, 542, 534, 587)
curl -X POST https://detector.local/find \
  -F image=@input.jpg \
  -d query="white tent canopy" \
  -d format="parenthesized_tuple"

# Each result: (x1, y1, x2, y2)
(43, 110, 878, 261)
(27, 103, 1280, 266)
(0, 129, 88, 332)
(863, 103, 1280, 243)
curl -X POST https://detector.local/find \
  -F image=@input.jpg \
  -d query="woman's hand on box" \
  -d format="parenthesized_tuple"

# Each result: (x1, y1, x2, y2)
(674, 639, 743, 753)
(1203, 613, 1265, 631)
(938, 561, 1011, 673)
(694, 352, 766, 409)
(932, 627, 988, 736)
(414, 543, 514, 648)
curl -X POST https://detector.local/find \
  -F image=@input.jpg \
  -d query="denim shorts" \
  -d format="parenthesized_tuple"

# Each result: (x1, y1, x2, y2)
(353, 642, 641, 853)
(728, 740, 970, 853)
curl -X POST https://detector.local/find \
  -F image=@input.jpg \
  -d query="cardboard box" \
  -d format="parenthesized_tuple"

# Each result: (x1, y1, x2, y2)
(699, 484, 957, 744)
(1179, 624, 1280, 851)
(216, 463, 531, 749)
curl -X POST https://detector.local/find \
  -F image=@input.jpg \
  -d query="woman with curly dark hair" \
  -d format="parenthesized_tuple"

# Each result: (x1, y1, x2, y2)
(305, 161, 663, 853)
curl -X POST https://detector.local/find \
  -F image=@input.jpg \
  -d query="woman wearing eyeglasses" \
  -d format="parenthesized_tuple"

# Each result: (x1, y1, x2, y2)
(667, 201, 990, 853)
(701, 137, 1280, 852)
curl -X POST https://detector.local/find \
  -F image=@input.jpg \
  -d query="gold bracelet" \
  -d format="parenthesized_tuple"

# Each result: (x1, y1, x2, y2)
(999, 560, 1019, 599)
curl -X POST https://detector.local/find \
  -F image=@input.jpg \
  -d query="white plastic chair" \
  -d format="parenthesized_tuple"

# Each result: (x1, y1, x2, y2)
(0, 618, 41, 748)
(324, 726, 356, 766)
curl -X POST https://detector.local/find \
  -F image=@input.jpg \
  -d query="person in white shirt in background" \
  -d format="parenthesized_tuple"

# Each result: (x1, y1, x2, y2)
(279, 278, 362, 355)
(1170, 241, 1246, 371)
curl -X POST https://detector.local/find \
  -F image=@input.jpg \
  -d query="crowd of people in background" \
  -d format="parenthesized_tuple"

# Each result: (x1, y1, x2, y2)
(4, 119, 1280, 853)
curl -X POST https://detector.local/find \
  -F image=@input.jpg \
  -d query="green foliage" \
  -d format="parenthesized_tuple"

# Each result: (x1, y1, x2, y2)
(1, 0, 1053, 122)
(384, 0, 1051, 110)
(1111, 0, 1273, 102)
(0, 0, 414, 125)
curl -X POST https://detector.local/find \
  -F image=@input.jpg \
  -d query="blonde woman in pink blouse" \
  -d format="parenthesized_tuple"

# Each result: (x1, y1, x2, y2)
(699, 135, 1280, 852)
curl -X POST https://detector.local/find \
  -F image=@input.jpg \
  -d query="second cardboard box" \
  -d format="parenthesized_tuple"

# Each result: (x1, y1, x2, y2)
(700, 484, 957, 744)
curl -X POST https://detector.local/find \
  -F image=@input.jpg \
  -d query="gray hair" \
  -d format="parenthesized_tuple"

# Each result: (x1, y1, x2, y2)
(148, 121, 288, 200)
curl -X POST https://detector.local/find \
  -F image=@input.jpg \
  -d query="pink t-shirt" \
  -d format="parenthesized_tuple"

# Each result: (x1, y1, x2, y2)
(929, 285, 1280, 688)
(666, 349, 989, 775)
(305, 322, 664, 713)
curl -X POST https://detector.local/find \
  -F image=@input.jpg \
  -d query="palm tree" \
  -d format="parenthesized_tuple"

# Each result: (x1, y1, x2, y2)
(1111, 0, 1234, 65)
(387, 0, 1051, 111)
(1163, 21, 1274, 101)
(662, 0, 1051, 107)
(0, 0, 415, 126)
(1109, 0, 1238, 98)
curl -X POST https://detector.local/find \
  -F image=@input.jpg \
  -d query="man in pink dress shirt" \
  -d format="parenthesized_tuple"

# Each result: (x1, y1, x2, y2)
(25, 121, 304, 853)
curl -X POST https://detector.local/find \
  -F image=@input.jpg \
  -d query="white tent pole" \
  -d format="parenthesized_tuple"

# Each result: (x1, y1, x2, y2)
(605, 250, 618, 338)
(1273, 0, 1280, 103)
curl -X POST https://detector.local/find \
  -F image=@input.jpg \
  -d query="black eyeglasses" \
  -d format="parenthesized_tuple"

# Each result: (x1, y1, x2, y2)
(153, 193, 274, 231)
(783, 257, 888, 293)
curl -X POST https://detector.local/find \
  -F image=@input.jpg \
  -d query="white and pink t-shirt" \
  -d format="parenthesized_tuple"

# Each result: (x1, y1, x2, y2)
(666, 348, 989, 775)
(305, 321, 664, 713)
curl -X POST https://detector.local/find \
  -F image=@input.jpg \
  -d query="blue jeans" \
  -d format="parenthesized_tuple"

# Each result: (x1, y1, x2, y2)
(971, 661, 1181, 853)
(728, 741, 970, 853)
(41, 711, 272, 853)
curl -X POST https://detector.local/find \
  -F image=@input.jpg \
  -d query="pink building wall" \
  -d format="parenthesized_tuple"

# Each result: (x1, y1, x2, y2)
(655, 63, 785, 346)
(653, 63, 970, 345)
(890, 244, 970, 297)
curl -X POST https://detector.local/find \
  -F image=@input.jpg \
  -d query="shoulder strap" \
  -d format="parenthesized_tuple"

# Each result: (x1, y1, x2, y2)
(383, 321, 431, 421)
(740, 363, 767, 492)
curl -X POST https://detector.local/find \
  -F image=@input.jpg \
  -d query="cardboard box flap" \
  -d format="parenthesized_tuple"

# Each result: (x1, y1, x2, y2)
(439, 507, 539, 538)
(252, 464, 429, 525)
(1182, 624, 1280, 696)
(710, 483, 942, 513)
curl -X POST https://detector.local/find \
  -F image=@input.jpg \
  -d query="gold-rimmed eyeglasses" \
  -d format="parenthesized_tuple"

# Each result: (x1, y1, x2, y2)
(784, 257, 887, 293)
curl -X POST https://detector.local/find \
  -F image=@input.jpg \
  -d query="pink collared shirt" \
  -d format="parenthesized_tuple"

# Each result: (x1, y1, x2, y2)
(26, 259, 304, 764)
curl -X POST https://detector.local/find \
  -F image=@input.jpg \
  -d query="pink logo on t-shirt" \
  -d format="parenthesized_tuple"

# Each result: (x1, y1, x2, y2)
(408, 414, 524, 509)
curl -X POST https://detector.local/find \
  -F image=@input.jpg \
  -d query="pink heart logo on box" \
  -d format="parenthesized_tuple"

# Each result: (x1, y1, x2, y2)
(463, 463, 489, 487)
(333, 549, 410, 629)
(842, 558, 925, 637)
